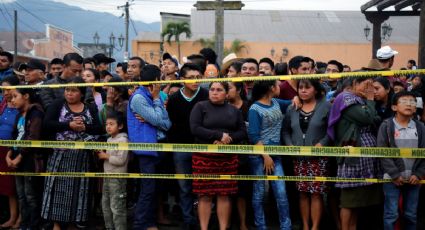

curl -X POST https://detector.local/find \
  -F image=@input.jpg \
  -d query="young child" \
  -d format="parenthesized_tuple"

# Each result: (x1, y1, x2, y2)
(5, 88, 44, 229)
(98, 111, 129, 230)
(377, 91, 425, 230)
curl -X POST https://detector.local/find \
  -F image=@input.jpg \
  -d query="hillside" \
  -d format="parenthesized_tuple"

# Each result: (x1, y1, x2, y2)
(0, 0, 160, 45)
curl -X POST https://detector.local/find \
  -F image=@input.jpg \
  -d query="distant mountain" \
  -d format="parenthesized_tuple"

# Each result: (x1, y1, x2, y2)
(0, 0, 160, 45)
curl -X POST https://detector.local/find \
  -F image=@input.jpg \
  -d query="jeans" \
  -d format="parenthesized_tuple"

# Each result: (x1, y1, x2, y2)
(15, 176, 40, 229)
(133, 155, 162, 230)
(173, 152, 196, 225)
(102, 178, 127, 230)
(249, 155, 291, 230)
(383, 183, 420, 230)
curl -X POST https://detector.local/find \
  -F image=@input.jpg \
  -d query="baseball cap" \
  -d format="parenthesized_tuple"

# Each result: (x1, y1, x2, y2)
(93, 53, 116, 65)
(20, 59, 46, 72)
(162, 53, 179, 66)
(376, 46, 398, 60)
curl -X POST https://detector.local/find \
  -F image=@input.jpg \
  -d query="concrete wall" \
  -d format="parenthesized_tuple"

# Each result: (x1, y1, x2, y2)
(34, 25, 81, 59)
(133, 40, 419, 70)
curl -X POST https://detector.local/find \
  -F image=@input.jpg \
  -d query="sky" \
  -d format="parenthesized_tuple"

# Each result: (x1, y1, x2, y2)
(49, 0, 372, 23)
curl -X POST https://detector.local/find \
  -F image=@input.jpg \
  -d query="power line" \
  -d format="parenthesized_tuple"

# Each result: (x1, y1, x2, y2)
(0, 7, 13, 30)
(14, 1, 94, 43)
(1, 3, 87, 53)
(1, 2, 25, 42)
(14, 0, 47, 24)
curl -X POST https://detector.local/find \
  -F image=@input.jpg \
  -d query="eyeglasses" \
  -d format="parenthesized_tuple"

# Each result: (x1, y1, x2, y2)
(182, 75, 201, 80)
(398, 98, 417, 106)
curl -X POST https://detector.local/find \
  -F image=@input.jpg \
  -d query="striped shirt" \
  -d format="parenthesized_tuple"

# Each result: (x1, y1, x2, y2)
(248, 98, 290, 145)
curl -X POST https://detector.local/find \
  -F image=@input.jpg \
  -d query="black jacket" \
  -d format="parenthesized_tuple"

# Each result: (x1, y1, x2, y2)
(11, 103, 45, 172)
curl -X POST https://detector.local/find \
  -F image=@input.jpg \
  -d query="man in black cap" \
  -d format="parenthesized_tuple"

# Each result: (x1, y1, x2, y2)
(19, 59, 46, 103)
(93, 53, 115, 72)
(161, 53, 179, 80)
(161, 53, 179, 94)
(20, 59, 46, 85)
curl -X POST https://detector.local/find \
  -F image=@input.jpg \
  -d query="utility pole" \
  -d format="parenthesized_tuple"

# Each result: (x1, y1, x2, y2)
(118, 1, 131, 61)
(194, 1, 244, 64)
(14, 10, 17, 62)
(125, 1, 129, 57)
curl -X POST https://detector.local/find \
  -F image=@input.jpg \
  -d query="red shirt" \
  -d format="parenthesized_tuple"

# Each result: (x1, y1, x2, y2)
(279, 81, 297, 100)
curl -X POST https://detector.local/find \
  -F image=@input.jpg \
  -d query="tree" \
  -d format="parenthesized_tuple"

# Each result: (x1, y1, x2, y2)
(161, 21, 191, 62)
(195, 37, 216, 49)
(224, 39, 248, 56)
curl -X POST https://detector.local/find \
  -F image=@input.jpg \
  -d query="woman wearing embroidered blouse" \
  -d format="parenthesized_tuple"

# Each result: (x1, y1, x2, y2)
(41, 77, 102, 230)
(282, 79, 330, 230)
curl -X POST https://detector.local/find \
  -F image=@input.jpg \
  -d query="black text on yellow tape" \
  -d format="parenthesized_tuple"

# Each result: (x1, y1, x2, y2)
(1, 172, 424, 184)
(1, 69, 424, 89)
(0, 140, 424, 159)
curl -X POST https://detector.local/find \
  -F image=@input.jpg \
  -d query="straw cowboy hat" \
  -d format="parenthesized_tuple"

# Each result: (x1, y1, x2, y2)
(361, 59, 389, 71)
(221, 53, 243, 75)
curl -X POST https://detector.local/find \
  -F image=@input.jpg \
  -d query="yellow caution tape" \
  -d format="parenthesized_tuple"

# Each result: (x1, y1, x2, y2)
(1, 140, 425, 158)
(0, 172, 424, 183)
(1, 69, 423, 89)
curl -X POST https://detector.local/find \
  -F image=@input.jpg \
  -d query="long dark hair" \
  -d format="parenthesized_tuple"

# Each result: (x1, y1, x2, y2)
(373, 77, 394, 104)
(229, 82, 247, 101)
(297, 79, 324, 101)
(251, 80, 277, 102)
(16, 88, 39, 105)
(67, 77, 87, 102)
(209, 82, 229, 93)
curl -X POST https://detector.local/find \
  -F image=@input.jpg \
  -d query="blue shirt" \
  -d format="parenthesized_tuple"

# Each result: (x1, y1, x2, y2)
(130, 92, 171, 140)
(0, 68, 13, 81)
(0, 106, 19, 140)
(248, 98, 290, 145)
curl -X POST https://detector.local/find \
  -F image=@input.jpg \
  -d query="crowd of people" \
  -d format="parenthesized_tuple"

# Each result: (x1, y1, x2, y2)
(0, 45, 424, 230)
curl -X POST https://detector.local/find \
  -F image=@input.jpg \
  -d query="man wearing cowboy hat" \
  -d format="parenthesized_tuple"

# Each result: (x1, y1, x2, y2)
(93, 53, 116, 72)
(221, 53, 242, 77)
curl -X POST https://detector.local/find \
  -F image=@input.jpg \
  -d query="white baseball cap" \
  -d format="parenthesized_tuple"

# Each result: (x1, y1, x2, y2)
(376, 46, 398, 59)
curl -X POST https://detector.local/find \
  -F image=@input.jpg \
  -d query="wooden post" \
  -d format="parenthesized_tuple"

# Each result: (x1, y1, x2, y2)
(365, 13, 389, 59)
(419, 1, 425, 68)
(372, 20, 382, 59)
(215, 0, 224, 64)
(194, 1, 244, 64)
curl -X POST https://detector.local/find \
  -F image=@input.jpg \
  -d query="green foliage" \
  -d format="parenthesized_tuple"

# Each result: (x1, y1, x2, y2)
(224, 39, 247, 56)
(195, 37, 216, 49)
(161, 21, 191, 61)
